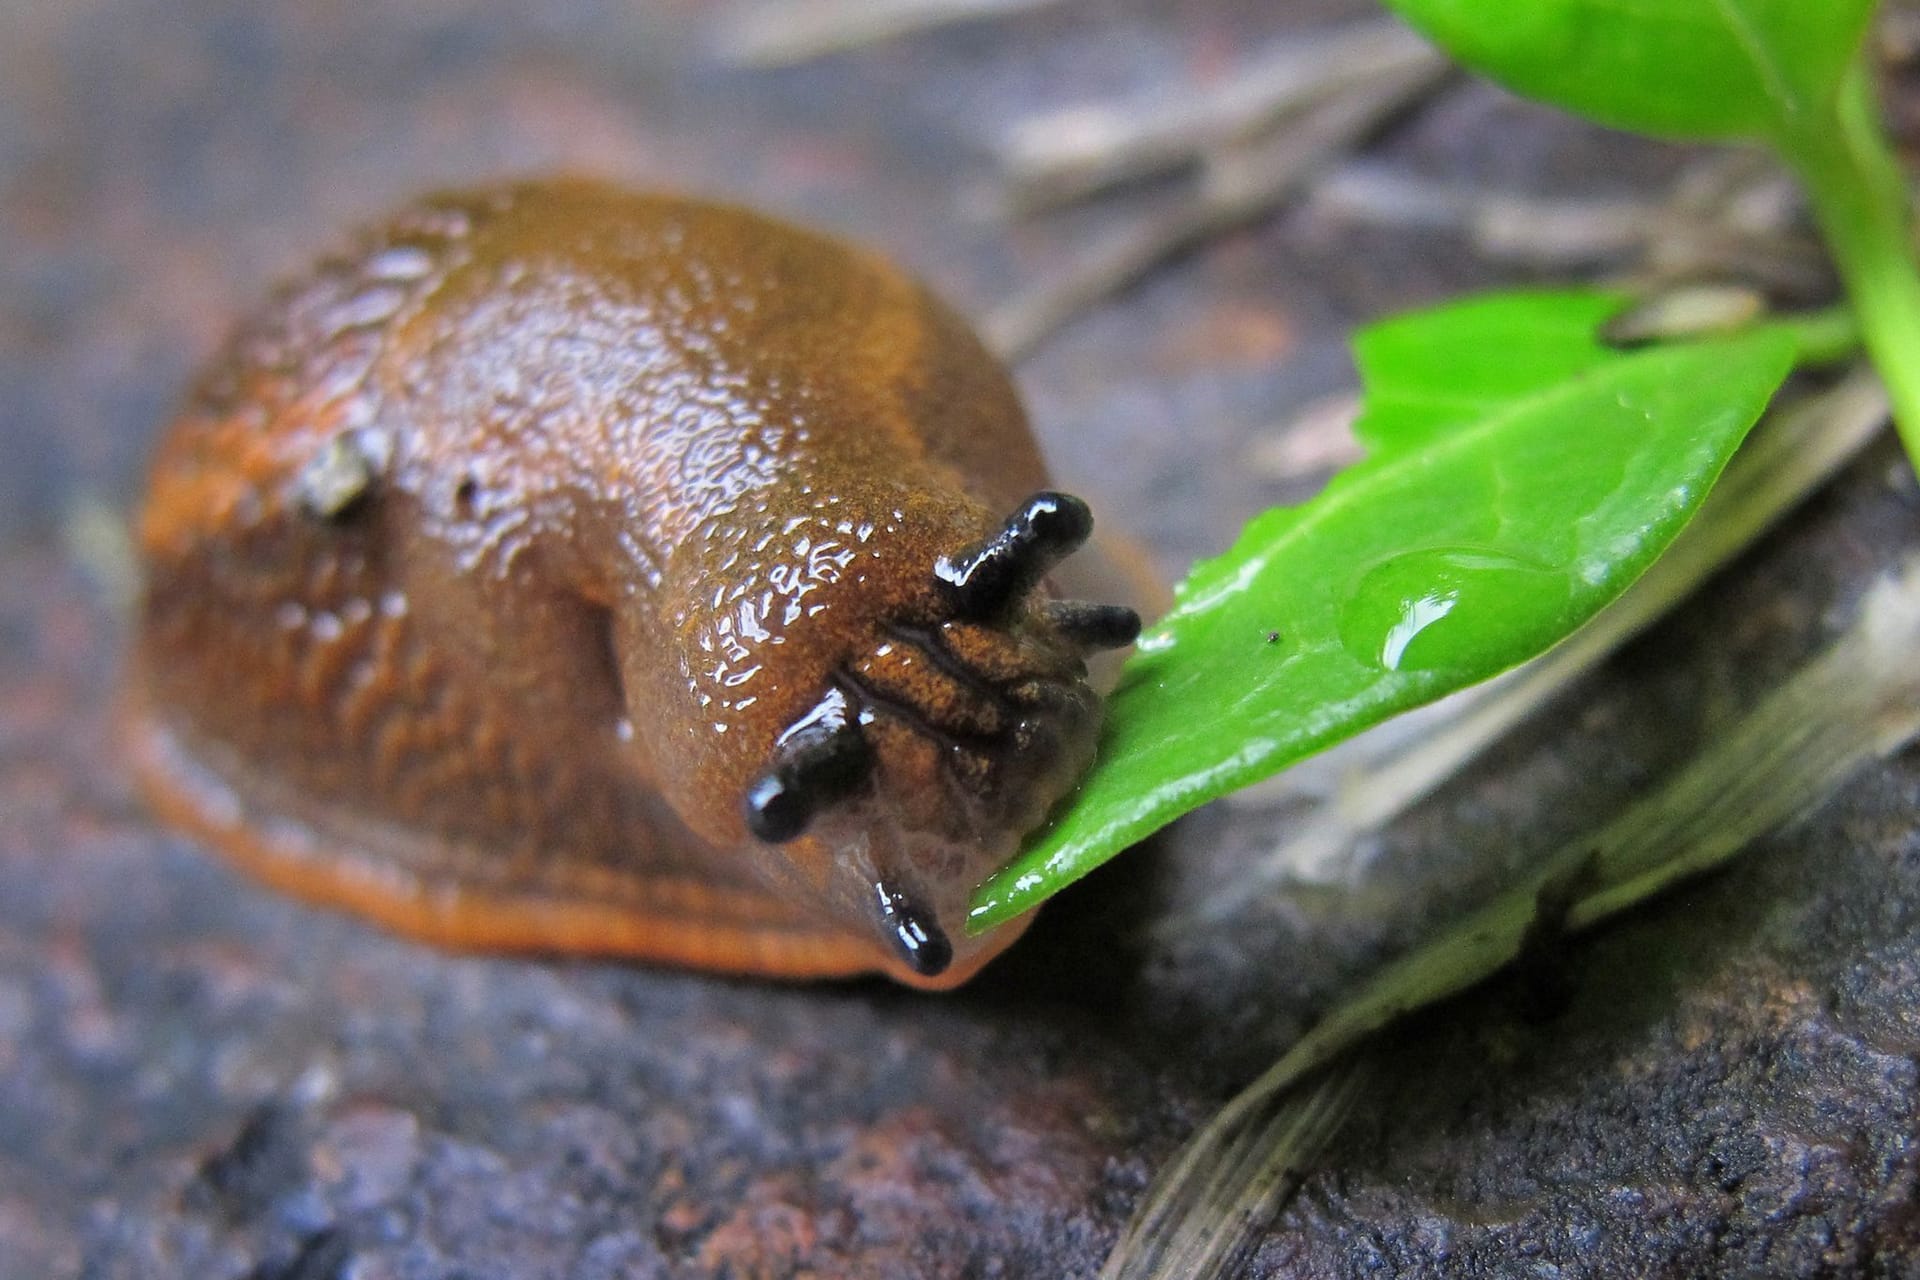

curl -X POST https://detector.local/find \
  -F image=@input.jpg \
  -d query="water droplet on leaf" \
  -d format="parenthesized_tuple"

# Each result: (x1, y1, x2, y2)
(1338, 546, 1572, 675)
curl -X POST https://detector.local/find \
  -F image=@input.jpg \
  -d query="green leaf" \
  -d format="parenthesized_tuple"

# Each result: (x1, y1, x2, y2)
(970, 290, 1795, 930)
(1378, 0, 1876, 141)
(1373, 0, 1920, 480)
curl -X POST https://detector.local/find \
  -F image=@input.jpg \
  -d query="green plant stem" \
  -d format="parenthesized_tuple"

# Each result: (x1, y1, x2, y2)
(1781, 61, 1920, 470)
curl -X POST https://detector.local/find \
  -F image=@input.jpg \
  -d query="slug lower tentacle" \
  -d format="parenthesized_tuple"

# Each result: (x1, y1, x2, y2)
(126, 178, 1143, 988)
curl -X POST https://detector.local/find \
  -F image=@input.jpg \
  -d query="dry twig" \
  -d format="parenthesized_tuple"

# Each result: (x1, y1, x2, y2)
(714, 0, 1061, 68)
(998, 20, 1439, 212)
(984, 57, 1449, 360)
(1310, 159, 1826, 292)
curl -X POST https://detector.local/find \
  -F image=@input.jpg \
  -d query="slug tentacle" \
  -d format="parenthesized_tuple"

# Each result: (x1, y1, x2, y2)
(1041, 599, 1143, 651)
(130, 178, 1150, 988)
(742, 688, 874, 843)
(935, 491, 1094, 619)
(875, 881, 952, 978)
(743, 492, 1138, 857)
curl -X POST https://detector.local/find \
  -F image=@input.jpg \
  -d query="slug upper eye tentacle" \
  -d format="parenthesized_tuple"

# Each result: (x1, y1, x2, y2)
(743, 687, 874, 843)
(935, 490, 1094, 619)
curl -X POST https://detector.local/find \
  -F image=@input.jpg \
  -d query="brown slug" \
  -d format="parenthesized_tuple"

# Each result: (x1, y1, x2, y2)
(126, 178, 1143, 988)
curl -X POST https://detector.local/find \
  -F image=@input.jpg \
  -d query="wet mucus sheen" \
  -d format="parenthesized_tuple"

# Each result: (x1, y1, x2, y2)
(128, 179, 1139, 988)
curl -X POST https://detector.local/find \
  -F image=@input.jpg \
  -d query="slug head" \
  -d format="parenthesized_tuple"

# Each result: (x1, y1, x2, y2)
(730, 491, 1139, 985)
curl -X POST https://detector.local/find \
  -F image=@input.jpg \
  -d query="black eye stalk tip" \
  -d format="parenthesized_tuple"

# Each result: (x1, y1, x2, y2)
(742, 771, 813, 843)
(1043, 599, 1142, 650)
(876, 882, 953, 977)
(936, 490, 1096, 620)
(742, 706, 874, 844)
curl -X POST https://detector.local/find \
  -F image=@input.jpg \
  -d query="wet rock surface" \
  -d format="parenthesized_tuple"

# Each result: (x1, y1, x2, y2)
(5, 1, 1920, 1276)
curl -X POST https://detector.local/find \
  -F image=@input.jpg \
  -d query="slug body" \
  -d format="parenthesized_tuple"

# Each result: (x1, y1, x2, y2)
(128, 180, 1139, 988)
